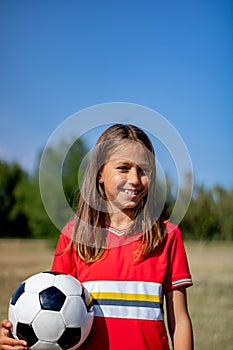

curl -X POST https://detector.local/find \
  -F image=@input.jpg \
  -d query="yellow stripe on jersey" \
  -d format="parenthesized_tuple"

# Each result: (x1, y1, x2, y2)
(90, 291, 162, 304)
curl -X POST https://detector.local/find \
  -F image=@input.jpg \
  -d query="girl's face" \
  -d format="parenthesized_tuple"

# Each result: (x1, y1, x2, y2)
(98, 141, 151, 213)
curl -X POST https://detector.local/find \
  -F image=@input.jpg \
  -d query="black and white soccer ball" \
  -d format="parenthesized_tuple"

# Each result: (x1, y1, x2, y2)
(8, 271, 94, 350)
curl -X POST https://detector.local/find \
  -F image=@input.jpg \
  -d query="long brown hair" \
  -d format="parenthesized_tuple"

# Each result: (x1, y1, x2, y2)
(73, 124, 166, 262)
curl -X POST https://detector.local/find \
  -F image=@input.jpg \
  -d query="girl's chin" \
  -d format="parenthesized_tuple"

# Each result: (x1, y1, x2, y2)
(107, 201, 139, 213)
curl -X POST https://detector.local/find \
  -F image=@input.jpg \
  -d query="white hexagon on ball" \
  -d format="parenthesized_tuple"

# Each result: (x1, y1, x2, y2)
(33, 310, 65, 342)
(54, 275, 82, 296)
(61, 296, 88, 327)
(14, 292, 41, 323)
(25, 272, 55, 293)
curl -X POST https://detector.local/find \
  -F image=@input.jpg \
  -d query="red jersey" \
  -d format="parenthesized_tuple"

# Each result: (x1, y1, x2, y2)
(51, 221, 192, 350)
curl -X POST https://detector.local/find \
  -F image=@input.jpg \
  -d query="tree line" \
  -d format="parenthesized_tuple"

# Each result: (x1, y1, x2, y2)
(0, 139, 232, 241)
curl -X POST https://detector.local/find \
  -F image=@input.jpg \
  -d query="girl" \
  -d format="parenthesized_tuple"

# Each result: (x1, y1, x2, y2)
(0, 124, 194, 350)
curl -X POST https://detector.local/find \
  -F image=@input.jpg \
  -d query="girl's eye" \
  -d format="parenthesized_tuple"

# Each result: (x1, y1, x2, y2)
(117, 166, 129, 171)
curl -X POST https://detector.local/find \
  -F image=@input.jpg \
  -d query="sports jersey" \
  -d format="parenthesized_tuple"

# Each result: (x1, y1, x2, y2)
(51, 221, 192, 350)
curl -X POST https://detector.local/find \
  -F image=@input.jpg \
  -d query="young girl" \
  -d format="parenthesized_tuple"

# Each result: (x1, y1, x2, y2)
(0, 124, 194, 350)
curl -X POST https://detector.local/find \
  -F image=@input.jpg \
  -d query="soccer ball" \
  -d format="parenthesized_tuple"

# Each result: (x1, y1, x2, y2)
(8, 271, 94, 350)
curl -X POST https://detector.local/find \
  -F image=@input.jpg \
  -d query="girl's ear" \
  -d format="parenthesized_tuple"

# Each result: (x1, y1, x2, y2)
(98, 171, 104, 184)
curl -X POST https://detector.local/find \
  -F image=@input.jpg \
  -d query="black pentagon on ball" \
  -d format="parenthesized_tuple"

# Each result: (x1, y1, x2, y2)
(11, 282, 25, 305)
(16, 322, 38, 347)
(39, 286, 66, 311)
(58, 327, 82, 350)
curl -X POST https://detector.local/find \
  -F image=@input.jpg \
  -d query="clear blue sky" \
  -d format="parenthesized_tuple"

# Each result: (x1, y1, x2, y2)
(0, 0, 232, 189)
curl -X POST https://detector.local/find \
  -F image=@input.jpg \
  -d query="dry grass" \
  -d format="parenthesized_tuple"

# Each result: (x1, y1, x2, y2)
(185, 241, 233, 350)
(0, 239, 232, 349)
(0, 239, 54, 321)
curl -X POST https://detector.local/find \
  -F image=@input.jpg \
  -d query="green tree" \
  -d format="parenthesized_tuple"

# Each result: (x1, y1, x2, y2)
(0, 137, 88, 239)
(0, 161, 30, 237)
(180, 184, 232, 240)
(212, 185, 233, 240)
(24, 137, 88, 239)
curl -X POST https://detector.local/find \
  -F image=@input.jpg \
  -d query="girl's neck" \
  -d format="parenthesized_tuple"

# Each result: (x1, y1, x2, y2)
(108, 211, 134, 231)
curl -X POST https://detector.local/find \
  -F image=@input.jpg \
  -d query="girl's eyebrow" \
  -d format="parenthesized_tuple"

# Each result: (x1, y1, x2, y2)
(112, 159, 150, 168)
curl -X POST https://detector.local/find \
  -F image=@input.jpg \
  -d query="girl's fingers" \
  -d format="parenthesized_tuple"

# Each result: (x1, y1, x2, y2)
(0, 336, 28, 349)
(0, 320, 28, 349)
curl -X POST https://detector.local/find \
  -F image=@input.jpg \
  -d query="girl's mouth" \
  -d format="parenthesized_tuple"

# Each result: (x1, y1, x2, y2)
(122, 189, 138, 196)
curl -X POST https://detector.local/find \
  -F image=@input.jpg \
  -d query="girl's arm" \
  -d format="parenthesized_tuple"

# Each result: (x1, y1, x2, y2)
(166, 287, 194, 350)
(0, 320, 28, 349)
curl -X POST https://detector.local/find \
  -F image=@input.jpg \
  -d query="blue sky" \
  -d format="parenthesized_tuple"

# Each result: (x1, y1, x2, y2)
(0, 0, 232, 189)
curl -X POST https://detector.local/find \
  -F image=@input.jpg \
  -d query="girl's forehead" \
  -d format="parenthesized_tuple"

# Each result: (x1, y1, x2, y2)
(107, 141, 153, 163)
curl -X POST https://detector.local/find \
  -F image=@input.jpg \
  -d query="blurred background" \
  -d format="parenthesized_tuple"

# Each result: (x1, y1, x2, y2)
(0, 1, 232, 349)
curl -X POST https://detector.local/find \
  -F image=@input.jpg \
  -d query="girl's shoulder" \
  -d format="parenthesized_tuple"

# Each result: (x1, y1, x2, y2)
(164, 220, 179, 231)
(60, 219, 76, 240)
(164, 220, 183, 240)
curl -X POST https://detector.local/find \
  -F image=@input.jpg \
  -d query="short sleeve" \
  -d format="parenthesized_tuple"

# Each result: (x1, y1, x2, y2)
(51, 221, 78, 278)
(163, 224, 193, 294)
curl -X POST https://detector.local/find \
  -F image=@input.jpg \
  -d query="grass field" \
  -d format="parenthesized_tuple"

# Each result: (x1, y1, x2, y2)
(0, 239, 232, 349)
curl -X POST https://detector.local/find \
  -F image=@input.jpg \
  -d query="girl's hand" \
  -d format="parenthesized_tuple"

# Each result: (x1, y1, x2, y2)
(0, 320, 28, 349)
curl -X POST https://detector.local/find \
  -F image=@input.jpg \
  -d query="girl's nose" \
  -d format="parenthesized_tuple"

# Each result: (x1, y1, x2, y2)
(128, 168, 140, 185)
